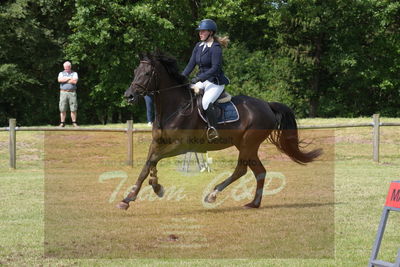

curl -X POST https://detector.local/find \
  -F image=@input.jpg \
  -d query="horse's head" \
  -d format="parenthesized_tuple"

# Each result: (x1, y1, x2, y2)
(125, 54, 158, 104)
(125, 53, 188, 104)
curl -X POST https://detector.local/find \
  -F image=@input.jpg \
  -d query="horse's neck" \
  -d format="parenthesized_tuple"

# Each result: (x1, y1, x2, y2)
(154, 81, 190, 126)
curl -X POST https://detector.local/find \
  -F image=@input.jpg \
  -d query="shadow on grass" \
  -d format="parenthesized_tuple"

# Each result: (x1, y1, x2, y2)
(143, 201, 344, 216)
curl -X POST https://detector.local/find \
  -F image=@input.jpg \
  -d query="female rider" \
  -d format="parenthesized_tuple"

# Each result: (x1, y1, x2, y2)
(182, 19, 230, 140)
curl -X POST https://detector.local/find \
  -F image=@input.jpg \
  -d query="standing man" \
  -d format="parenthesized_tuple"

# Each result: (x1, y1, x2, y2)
(58, 61, 78, 127)
(144, 95, 154, 126)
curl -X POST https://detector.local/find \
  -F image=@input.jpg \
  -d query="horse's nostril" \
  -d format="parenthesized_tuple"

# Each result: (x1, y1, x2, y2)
(124, 92, 134, 99)
(125, 93, 137, 104)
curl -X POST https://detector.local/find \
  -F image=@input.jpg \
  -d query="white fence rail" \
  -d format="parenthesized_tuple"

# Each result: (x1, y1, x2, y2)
(2, 115, 399, 169)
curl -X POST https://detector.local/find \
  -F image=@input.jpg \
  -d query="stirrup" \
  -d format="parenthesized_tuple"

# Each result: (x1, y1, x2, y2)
(207, 127, 219, 141)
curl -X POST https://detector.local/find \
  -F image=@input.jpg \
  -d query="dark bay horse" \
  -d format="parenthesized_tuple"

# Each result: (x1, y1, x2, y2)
(118, 53, 322, 210)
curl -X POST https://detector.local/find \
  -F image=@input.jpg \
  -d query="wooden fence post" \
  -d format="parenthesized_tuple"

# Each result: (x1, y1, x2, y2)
(373, 114, 380, 162)
(127, 120, 133, 167)
(9, 118, 16, 169)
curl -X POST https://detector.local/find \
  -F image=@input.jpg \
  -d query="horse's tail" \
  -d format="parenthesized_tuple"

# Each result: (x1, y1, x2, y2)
(267, 102, 322, 164)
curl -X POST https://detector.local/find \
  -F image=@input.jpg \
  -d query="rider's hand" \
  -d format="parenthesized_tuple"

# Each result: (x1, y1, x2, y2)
(190, 84, 201, 95)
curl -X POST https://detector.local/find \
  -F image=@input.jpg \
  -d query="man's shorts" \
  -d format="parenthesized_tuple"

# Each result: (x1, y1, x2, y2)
(59, 91, 78, 112)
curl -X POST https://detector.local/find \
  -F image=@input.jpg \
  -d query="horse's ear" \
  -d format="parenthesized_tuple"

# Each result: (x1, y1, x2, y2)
(154, 49, 162, 58)
(139, 52, 152, 62)
(139, 53, 145, 60)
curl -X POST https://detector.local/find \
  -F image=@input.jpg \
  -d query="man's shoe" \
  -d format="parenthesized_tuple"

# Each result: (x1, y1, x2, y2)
(58, 122, 65, 128)
(72, 122, 79, 127)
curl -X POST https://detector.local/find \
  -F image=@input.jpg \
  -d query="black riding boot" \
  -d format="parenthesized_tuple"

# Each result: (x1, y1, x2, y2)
(205, 105, 219, 141)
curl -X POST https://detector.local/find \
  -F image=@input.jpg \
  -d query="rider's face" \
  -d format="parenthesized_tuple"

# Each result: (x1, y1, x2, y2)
(199, 30, 212, 41)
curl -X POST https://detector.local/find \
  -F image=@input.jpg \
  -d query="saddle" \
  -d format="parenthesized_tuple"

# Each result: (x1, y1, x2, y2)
(195, 90, 239, 125)
(216, 91, 232, 104)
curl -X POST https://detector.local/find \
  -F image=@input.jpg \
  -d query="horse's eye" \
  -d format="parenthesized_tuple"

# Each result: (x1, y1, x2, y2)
(145, 72, 150, 76)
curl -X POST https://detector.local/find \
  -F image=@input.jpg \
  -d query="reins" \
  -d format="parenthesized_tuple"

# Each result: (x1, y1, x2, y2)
(152, 83, 191, 94)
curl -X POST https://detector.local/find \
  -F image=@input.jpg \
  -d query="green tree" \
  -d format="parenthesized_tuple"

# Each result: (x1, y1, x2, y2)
(1, 0, 399, 124)
(65, 0, 199, 123)
(206, 0, 400, 117)
(0, 0, 75, 125)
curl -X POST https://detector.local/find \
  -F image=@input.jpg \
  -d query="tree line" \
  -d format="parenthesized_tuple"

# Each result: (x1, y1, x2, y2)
(1, 0, 399, 126)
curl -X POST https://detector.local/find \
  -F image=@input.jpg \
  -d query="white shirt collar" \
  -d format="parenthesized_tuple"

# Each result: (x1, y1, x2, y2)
(199, 39, 214, 48)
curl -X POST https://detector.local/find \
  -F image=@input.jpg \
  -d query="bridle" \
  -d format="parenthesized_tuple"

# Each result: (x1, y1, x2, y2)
(131, 60, 194, 122)
(132, 60, 190, 95)
(131, 60, 158, 95)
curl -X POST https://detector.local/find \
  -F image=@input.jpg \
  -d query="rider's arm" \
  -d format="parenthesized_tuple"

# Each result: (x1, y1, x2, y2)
(182, 43, 199, 77)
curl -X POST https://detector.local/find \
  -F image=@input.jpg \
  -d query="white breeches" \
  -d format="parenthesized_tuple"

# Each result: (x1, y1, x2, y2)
(194, 80, 225, 110)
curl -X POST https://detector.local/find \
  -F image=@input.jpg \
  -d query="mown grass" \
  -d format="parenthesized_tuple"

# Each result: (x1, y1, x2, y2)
(0, 117, 399, 266)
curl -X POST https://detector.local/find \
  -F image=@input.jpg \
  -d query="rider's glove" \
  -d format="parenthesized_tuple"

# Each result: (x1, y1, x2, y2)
(190, 84, 202, 95)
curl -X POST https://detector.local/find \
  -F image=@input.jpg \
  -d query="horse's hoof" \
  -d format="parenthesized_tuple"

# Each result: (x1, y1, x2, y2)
(152, 184, 164, 198)
(154, 184, 165, 198)
(116, 201, 129, 210)
(204, 191, 217, 203)
(243, 202, 260, 209)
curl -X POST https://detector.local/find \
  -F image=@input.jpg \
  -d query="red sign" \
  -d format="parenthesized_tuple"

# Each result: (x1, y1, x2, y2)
(385, 181, 400, 208)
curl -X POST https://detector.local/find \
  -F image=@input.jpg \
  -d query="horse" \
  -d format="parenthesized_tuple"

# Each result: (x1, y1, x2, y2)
(117, 53, 322, 210)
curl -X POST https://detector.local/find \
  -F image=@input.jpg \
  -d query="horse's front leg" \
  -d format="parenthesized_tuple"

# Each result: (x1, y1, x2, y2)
(148, 164, 164, 197)
(116, 141, 179, 210)
(116, 159, 154, 210)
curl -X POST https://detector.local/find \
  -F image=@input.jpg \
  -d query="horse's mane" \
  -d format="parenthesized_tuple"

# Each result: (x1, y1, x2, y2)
(143, 53, 188, 85)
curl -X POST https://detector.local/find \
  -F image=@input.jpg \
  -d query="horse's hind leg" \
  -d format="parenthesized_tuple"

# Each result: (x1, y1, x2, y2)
(244, 154, 266, 208)
(204, 152, 248, 203)
(205, 152, 266, 208)
(205, 130, 268, 208)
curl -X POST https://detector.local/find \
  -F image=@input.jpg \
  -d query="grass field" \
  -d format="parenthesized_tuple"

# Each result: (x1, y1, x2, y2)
(0, 117, 400, 266)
